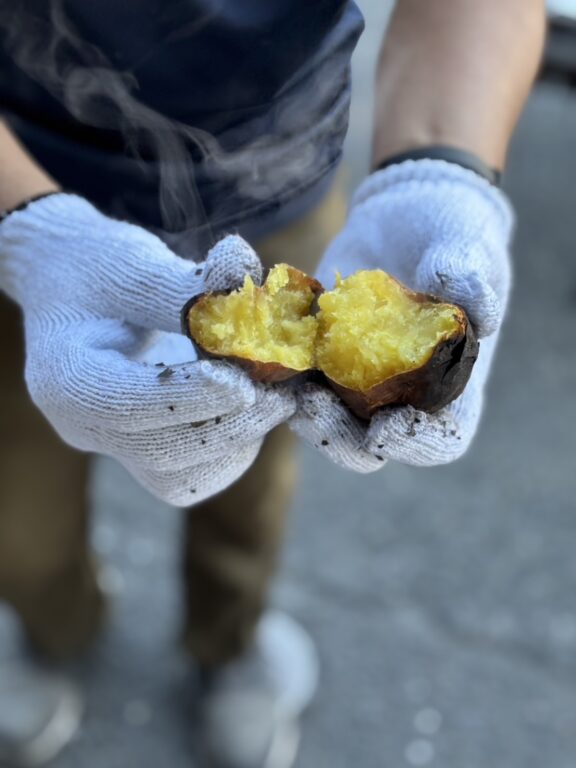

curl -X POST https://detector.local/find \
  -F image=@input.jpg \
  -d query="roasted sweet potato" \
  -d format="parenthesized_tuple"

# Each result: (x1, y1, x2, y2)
(182, 264, 321, 383)
(315, 271, 478, 419)
(182, 265, 478, 418)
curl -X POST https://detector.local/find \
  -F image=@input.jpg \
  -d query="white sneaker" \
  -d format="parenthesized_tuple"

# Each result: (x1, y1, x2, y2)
(199, 611, 319, 768)
(0, 661, 83, 767)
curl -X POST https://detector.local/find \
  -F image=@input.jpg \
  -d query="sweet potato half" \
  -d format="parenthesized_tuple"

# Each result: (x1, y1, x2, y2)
(182, 264, 322, 383)
(182, 264, 478, 419)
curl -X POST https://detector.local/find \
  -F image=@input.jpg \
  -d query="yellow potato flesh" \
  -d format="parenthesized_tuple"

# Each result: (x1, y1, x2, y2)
(316, 271, 461, 391)
(188, 264, 317, 371)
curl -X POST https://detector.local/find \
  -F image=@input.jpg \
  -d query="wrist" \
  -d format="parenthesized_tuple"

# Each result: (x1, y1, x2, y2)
(372, 124, 508, 178)
(0, 190, 62, 224)
(372, 146, 501, 187)
(0, 122, 60, 212)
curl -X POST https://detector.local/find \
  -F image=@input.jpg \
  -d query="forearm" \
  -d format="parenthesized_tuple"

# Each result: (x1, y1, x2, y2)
(373, 0, 546, 170)
(0, 121, 59, 212)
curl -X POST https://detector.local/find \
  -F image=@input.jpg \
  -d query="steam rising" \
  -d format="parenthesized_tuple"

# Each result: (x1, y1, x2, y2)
(0, 0, 214, 234)
(0, 1, 344, 248)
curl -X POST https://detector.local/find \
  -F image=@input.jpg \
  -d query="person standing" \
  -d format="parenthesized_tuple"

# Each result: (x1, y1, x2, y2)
(0, 2, 545, 766)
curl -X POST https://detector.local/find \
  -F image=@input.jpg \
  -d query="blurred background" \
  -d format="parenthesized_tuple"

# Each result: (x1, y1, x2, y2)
(2, 1, 576, 766)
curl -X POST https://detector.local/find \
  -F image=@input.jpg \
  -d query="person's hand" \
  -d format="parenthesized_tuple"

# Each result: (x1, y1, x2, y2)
(290, 160, 514, 471)
(0, 194, 296, 505)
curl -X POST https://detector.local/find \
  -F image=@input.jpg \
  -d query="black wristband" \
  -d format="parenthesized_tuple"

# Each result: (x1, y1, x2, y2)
(0, 190, 61, 223)
(373, 145, 502, 187)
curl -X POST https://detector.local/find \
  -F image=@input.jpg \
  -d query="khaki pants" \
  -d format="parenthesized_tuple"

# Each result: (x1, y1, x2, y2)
(0, 182, 346, 664)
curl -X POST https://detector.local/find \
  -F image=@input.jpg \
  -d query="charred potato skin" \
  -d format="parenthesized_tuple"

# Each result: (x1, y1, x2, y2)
(182, 268, 479, 418)
(181, 267, 323, 384)
(325, 310, 479, 421)
(314, 276, 479, 419)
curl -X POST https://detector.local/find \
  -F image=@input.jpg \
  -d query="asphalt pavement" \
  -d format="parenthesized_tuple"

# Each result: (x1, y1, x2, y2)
(2, 2, 576, 767)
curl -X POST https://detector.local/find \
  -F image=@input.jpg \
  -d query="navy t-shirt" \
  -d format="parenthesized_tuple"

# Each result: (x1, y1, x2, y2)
(0, 1, 364, 249)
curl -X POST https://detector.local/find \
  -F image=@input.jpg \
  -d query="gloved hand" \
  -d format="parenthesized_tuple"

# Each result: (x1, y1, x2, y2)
(290, 160, 514, 471)
(0, 193, 296, 505)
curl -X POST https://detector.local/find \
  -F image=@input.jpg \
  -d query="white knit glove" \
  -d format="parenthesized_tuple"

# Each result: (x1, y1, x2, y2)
(0, 194, 296, 505)
(290, 160, 514, 471)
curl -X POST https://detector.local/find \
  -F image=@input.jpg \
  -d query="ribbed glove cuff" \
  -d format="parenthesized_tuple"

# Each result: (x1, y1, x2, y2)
(353, 159, 514, 237)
